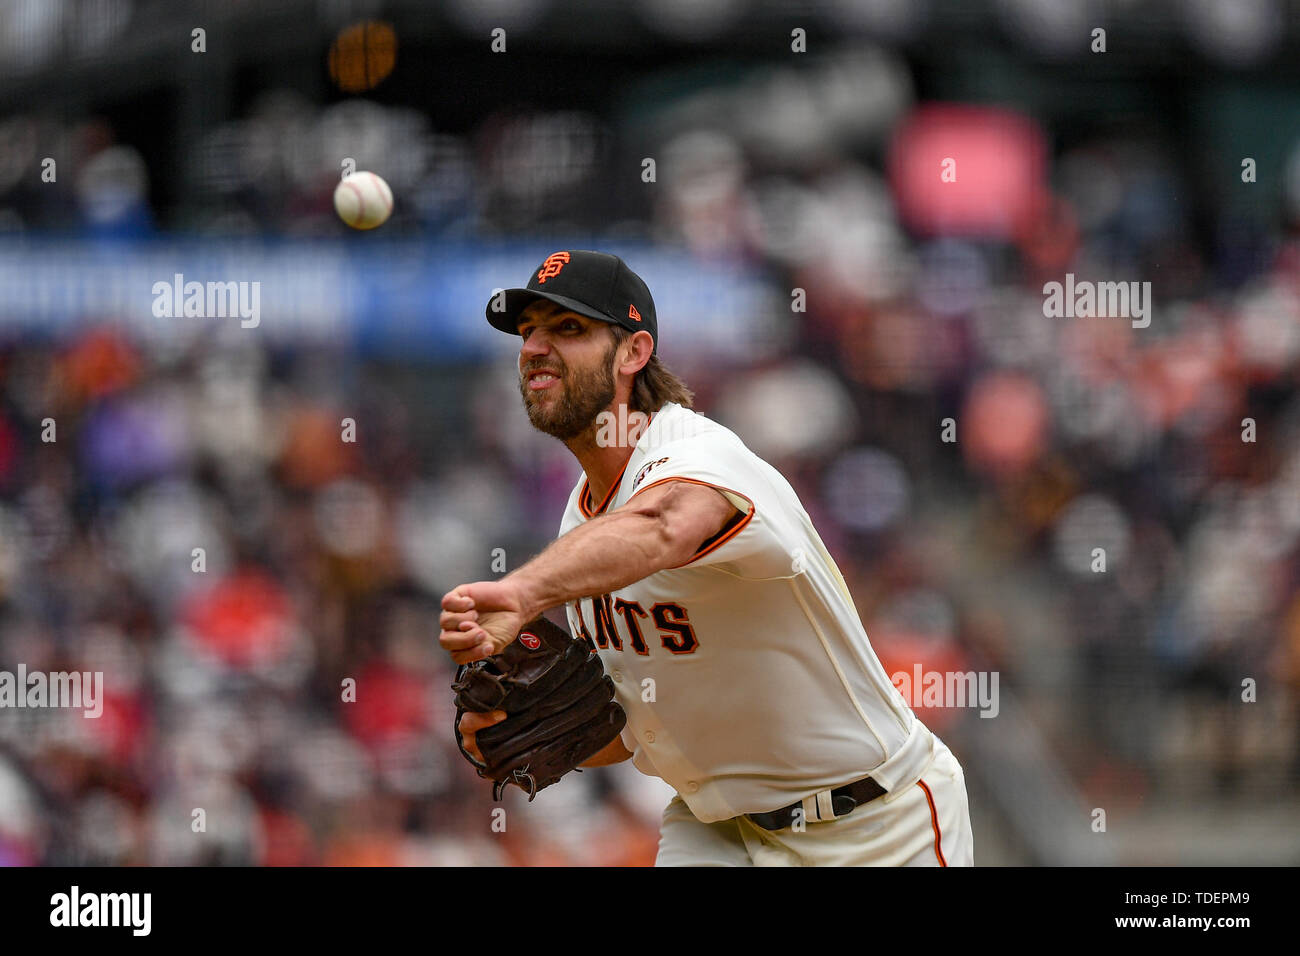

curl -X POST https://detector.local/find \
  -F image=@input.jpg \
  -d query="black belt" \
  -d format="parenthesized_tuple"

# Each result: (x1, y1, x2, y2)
(746, 775, 887, 831)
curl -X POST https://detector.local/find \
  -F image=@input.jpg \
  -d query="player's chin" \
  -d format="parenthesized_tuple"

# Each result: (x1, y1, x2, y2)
(524, 386, 563, 411)
(524, 400, 569, 431)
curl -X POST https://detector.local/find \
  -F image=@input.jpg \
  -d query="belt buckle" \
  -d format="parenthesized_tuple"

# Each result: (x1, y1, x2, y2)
(831, 793, 858, 817)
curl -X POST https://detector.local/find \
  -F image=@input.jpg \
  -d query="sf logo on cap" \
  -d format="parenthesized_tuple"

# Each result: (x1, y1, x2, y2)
(518, 632, 542, 649)
(537, 251, 570, 283)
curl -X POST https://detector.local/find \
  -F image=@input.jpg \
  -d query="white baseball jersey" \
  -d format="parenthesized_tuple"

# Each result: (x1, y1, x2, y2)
(560, 402, 937, 824)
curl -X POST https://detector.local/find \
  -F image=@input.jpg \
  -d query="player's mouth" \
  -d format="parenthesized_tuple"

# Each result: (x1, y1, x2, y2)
(525, 368, 562, 391)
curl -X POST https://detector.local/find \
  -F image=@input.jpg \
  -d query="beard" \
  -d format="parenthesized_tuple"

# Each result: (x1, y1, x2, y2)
(519, 341, 617, 441)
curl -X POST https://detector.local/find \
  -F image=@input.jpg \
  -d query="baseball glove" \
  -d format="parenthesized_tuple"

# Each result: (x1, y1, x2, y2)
(451, 615, 626, 800)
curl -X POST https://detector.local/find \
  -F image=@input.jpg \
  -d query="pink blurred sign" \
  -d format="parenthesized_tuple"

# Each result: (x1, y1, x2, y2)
(889, 104, 1048, 237)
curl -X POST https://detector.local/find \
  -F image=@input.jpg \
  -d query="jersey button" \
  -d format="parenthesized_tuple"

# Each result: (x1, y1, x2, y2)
(611, 671, 622, 683)
(685, 781, 699, 793)
(644, 731, 656, 743)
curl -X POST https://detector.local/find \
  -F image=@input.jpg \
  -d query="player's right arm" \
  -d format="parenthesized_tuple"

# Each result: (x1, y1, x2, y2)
(438, 479, 737, 664)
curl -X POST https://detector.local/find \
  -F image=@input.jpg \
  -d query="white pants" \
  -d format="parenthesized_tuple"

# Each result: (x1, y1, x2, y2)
(655, 736, 974, 866)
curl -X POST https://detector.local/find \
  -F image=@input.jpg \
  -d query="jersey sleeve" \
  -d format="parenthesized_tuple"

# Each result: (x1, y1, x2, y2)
(625, 434, 798, 579)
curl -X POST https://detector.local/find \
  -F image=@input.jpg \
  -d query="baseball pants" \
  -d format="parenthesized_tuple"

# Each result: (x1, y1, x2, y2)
(655, 735, 974, 866)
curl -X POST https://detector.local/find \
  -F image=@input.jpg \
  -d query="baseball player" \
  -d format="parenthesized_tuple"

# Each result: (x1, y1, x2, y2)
(440, 250, 974, 866)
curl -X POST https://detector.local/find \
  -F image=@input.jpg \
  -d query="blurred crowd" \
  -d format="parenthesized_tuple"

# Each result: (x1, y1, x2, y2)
(2, 18, 1300, 865)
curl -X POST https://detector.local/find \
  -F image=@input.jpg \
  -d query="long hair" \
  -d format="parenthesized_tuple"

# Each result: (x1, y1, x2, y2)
(609, 325, 694, 413)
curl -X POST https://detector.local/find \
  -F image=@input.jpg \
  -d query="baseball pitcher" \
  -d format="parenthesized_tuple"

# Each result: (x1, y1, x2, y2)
(440, 250, 974, 866)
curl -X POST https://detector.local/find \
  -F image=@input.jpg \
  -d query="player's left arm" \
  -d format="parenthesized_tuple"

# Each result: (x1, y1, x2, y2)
(439, 479, 737, 664)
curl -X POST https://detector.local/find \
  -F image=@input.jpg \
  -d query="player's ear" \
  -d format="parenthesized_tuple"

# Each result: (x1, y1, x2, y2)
(618, 329, 654, 376)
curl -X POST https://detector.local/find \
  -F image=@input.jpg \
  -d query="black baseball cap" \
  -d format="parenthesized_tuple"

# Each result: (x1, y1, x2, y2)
(485, 250, 658, 353)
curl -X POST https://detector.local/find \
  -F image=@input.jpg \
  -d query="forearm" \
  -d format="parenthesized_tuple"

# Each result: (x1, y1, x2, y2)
(509, 506, 685, 617)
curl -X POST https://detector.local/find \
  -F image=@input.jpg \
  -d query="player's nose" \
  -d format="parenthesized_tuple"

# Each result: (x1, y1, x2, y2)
(520, 328, 552, 359)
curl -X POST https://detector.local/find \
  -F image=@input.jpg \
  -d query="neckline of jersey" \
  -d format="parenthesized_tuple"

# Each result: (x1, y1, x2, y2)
(578, 411, 657, 518)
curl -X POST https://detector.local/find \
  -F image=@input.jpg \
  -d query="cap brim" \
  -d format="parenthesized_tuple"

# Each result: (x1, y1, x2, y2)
(485, 289, 615, 335)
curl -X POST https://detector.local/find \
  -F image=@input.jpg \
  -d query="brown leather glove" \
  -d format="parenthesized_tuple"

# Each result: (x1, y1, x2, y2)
(451, 615, 626, 800)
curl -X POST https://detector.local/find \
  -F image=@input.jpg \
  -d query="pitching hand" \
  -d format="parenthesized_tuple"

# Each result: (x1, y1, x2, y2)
(439, 580, 531, 665)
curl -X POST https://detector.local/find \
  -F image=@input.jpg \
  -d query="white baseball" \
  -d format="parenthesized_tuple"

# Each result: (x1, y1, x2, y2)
(334, 171, 393, 230)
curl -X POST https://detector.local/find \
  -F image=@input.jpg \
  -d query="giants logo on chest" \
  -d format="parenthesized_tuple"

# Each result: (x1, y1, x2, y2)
(572, 595, 698, 656)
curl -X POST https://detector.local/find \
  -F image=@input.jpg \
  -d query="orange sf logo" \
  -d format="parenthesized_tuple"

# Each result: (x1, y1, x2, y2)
(536, 252, 570, 283)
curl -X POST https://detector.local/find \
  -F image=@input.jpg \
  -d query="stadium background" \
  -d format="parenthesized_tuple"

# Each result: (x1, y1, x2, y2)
(0, 0, 1298, 865)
